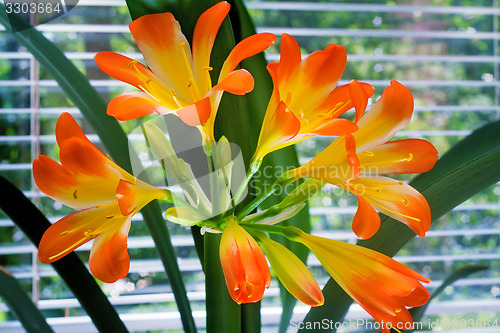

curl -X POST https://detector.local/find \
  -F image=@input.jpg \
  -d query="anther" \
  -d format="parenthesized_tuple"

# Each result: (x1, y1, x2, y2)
(395, 307, 402, 313)
(169, 88, 177, 97)
(84, 230, 94, 238)
(202, 66, 213, 71)
(60, 231, 69, 236)
(179, 42, 186, 47)
(95, 204, 102, 208)
(407, 153, 413, 162)
(403, 196, 409, 206)
(106, 215, 115, 219)
(72, 190, 78, 199)
(127, 60, 138, 67)
(363, 150, 374, 156)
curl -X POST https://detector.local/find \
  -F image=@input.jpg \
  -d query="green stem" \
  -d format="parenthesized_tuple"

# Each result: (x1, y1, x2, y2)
(204, 233, 241, 333)
(240, 223, 288, 236)
(241, 302, 261, 333)
(233, 159, 262, 207)
(237, 177, 293, 220)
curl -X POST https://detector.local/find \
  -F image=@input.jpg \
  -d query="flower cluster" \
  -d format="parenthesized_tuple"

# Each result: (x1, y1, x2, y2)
(33, 1, 439, 330)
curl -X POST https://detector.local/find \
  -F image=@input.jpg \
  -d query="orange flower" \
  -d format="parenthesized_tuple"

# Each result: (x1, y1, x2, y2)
(254, 232, 323, 307)
(287, 227, 430, 332)
(219, 218, 270, 303)
(292, 81, 438, 239)
(253, 33, 374, 162)
(33, 113, 168, 283)
(95, 1, 276, 142)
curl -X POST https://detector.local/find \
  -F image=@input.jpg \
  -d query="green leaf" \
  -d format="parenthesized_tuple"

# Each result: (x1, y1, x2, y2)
(228, 1, 312, 330)
(0, 267, 53, 333)
(409, 265, 489, 326)
(0, 175, 127, 333)
(0, 6, 196, 333)
(301, 118, 500, 331)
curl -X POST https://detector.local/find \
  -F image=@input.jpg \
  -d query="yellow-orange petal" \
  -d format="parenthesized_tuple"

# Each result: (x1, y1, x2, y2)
(94, 51, 155, 90)
(255, 101, 301, 160)
(257, 234, 324, 307)
(116, 179, 168, 216)
(38, 204, 122, 263)
(210, 69, 254, 95)
(308, 118, 358, 136)
(312, 82, 374, 119)
(277, 33, 301, 86)
(220, 33, 277, 80)
(33, 155, 82, 209)
(355, 176, 431, 237)
(349, 79, 370, 123)
(220, 219, 270, 304)
(352, 195, 381, 239)
(176, 96, 212, 126)
(359, 139, 439, 175)
(354, 81, 414, 151)
(292, 231, 430, 324)
(107, 92, 171, 121)
(192, 1, 230, 91)
(59, 138, 122, 182)
(55, 112, 90, 147)
(129, 12, 191, 97)
(286, 44, 347, 112)
(88, 217, 131, 283)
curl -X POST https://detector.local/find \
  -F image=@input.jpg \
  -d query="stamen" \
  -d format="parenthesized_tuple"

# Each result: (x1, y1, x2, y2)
(178, 42, 202, 99)
(60, 231, 69, 236)
(202, 66, 213, 71)
(356, 178, 404, 186)
(72, 190, 78, 199)
(407, 153, 413, 161)
(48, 236, 89, 261)
(361, 157, 413, 167)
(363, 150, 374, 156)
(320, 101, 349, 119)
(403, 196, 409, 206)
(106, 215, 115, 219)
(395, 307, 402, 313)
(137, 84, 161, 103)
(168, 88, 184, 108)
(95, 204, 102, 208)
(369, 200, 421, 222)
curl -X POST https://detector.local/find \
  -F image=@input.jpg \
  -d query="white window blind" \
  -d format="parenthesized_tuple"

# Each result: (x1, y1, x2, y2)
(0, 0, 499, 332)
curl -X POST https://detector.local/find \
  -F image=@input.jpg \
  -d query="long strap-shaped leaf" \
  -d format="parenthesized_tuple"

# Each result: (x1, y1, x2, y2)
(0, 6, 196, 333)
(0, 175, 127, 332)
(300, 119, 500, 331)
(0, 267, 53, 333)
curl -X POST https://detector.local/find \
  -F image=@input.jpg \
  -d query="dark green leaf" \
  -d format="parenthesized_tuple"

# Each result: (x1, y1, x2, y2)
(0, 268, 53, 333)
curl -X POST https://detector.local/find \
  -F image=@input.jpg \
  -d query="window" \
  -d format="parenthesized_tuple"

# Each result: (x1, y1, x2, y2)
(1, 0, 499, 331)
